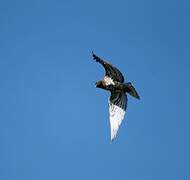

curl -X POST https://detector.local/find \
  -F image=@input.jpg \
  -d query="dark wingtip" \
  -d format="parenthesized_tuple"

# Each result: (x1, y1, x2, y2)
(135, 93, 140, 100)
(92, 51, 96, 56)
(92, 51, 98, 61)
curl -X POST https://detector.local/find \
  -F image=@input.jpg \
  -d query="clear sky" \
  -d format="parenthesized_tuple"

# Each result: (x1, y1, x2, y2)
(0, 0, 190, 179)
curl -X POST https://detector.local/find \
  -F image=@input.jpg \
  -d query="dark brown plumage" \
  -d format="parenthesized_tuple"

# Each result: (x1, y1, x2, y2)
(92, 52, 140, 141)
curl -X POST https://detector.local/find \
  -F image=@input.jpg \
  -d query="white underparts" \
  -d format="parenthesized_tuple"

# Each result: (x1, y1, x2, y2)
(104, 76, 115, 86)
(108, 101, 126, 141)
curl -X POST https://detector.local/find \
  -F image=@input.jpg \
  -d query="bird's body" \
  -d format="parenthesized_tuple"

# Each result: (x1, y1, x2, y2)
(92, 52, 140, 141)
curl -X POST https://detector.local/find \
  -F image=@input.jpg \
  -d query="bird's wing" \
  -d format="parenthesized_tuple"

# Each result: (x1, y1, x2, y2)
(123, 82, 140, 99)
(92, 52, 125, 83)
(109, 92, 127, 141)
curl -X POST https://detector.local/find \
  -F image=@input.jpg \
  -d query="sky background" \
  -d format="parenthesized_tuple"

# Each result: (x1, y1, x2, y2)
(0, 0, 190, 179)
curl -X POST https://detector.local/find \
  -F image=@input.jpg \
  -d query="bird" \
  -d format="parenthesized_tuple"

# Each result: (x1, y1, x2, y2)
(92, 52, 140, 141)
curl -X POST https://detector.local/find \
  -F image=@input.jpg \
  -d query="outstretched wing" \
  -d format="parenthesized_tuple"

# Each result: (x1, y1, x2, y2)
(109, 92, 127, 141)
(123, 82, 140, 99)
(92, 52, 125, 83)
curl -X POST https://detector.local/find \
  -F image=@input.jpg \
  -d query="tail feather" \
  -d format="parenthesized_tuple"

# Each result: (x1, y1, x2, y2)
(109, 92, 127, 141)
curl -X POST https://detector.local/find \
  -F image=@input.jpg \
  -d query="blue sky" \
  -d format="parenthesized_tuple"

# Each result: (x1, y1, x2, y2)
(0, 0, 190, 179)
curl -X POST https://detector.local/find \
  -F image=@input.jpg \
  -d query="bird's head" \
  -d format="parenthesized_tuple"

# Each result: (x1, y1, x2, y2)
(95, 80, 104, 89)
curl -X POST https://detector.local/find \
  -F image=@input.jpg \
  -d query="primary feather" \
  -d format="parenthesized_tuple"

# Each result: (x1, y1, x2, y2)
(92, 52, 125, 83)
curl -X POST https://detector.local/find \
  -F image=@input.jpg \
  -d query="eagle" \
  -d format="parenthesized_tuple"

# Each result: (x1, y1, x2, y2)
(92, 52, 140, 141)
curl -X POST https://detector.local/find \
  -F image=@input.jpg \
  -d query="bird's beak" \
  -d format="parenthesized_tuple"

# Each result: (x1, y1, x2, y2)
(95, 80, 103, 88)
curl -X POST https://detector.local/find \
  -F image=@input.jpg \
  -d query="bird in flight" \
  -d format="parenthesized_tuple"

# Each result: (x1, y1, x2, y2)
(92, 52, 140, 141)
